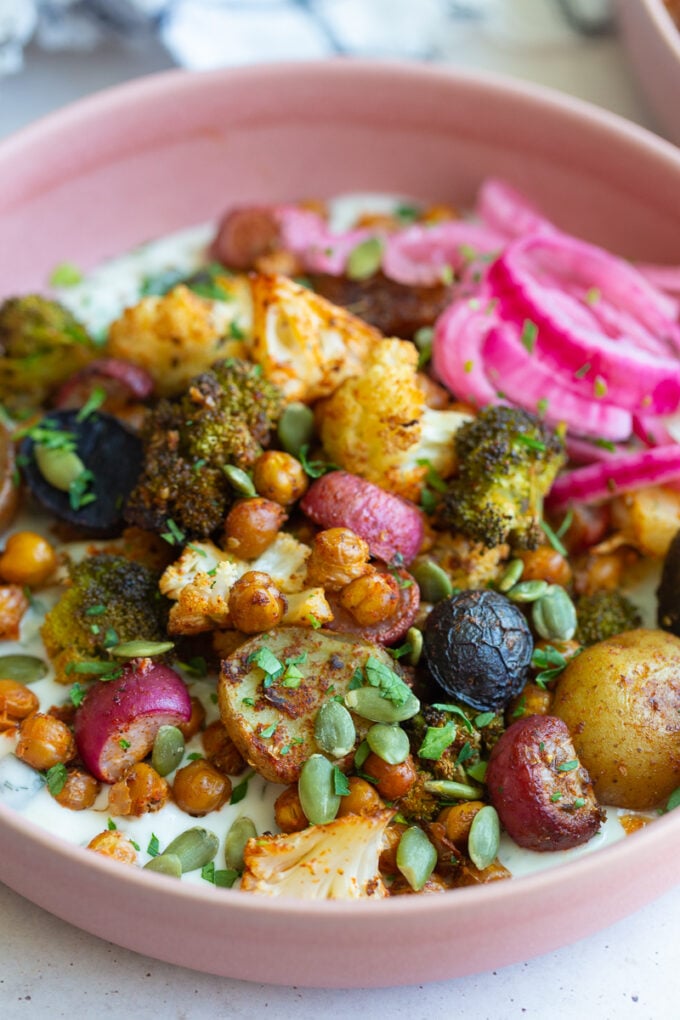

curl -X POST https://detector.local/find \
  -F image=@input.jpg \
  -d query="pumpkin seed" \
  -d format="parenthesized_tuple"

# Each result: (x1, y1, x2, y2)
(0, 654, 48, 684)
(497, 558, 524, 593)
(344, 686, 420, 724)
(143, 853, 182, 878)
(277, 402, 315, 458)
(467, 804, 500, 870)
(314, 700, 356, 758)
(110, 640, 175, 659)
(365, 723, 410, 765)
(406, 626, 423, 667)
(423, 779, 484, 800)
(396, 826, 437, 891)
(151, 725, 185, 777)
(223, 464, 257, 497)
(298, 754, 341, 825)
(224, 815, 257, 872)
(532, 585, 577, 642)
(346, 237, 383, 280)
(164, 827, 219, 873)
(34, 444, 86, 492)
(410, 559, 453, 603)
(507, 579, 549, 603)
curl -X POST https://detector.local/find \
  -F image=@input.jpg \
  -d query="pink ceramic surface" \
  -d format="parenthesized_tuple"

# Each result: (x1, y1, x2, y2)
(617, 0, 680, 145)
(1, 62, 680, 988)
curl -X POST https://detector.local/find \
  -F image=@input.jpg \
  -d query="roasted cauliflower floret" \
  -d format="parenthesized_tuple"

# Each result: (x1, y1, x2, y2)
(106, 282, 251, 397)
(317, 338, 470, 501)
(248, 274, 381, 403)
(241, 810, 394, 899)
(159, 532, 314, 634)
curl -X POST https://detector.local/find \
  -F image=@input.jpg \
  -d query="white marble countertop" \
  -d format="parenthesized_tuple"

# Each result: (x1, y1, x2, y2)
(1, 18, 680, 1020)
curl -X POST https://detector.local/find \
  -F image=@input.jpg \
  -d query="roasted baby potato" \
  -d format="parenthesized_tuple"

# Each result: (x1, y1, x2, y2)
(552, 629, 680, 809)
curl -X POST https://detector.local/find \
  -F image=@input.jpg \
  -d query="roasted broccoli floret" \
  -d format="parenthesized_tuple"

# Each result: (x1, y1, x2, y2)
(575, 590, 642, 647)
(241, 810, 393, 899)
(0, 295, 97, 415)
(317, 337, 471, 501)
(124, 358, 285, 539)
(41, 553, 170, 682)
(440, 406, 566, 549)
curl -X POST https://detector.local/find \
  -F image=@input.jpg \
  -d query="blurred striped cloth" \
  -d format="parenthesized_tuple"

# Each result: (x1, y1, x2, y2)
(0, 0, 613, 75)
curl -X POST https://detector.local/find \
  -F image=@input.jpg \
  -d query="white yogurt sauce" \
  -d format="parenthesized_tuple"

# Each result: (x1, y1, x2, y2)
(1, 203, 657, 889)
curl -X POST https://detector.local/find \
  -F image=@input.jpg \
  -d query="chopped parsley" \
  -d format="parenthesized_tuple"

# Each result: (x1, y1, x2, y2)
(45, 763, 68, 796)
(431, 703, 474, 734)
(333, 766, 350, 797)
(531, 645, 570, 688)
(556, 759, 579, 772)
(540, 518, 568, 557)
(364, 656, 411, 706)
(247, 646, 284, 687)
(76, 386, 106, 422)
(49, 261, 83, 287)
(118, 738, 130, 750)
(418, 722, 456, 760)
(68, 682, 86, 707)
(69, 468, 97, 512)
(298, 444, 337, 479)
(161, 518, 186, 545)
(147, 834, 160, 858)
(230, 771, 253, 805)
(260, 722, 277, 739)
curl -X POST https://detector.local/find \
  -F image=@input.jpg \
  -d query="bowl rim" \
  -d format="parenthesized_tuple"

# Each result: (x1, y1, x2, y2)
(2, 57, 680, 977)
(2, 57, 680, 172)
(639, 0, 680, 59)
(1, 793, 679, 920)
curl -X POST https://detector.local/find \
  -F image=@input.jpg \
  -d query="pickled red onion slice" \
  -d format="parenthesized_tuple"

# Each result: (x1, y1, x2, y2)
(487, 234, 680, 414)
(381, 222, 505, 287)
(548, 446, 680, 508)
(477, 178, 557, 240)
(482, 322, 633, 441)
(431, 300, 499, 407)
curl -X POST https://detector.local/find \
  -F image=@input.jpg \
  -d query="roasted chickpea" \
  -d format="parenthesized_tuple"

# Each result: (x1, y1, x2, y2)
(274, 784, 308, 833)
(519, 545, 571, 587)
(54, 767, 100, 811)
(0, 678, 39, 731)
(228, 570, 286, 633)
(305, 528, 373, 591)
(389, 873, 451, 895)
(338, 572, 400, 627)
(254, 249, 302, 277)
(0, 584, 30, 640)
(108, 762, 169, 817)
(15, 712, 76, 771)
(506, 682, 553, 723)
(437, 801, 485, 849)
(0, 531, 58, 588)
(252, 450, 308, 506)
(452, 860, 511, 887)
(223, 497, 287, 559)
(379, 822, 408, 873)
(202, 719, 246, 775)
(337, 776, 386, 818)
(172, 758, 231, 816)
(362, 752, 417, 801)
(87, 829, 138, 864)
(573, 551, 628, 596)
(177, 696, 206, 741)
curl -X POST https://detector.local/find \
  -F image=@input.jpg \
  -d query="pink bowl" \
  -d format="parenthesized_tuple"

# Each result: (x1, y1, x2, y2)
(616, 0, 680, 145)
(2, 61, 680, 988)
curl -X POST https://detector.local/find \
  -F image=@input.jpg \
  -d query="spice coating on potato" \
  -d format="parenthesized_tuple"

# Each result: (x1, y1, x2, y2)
(485, 714, 602, 851)
(218, 626, 407, 784)
(552, 629, 680, 809)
